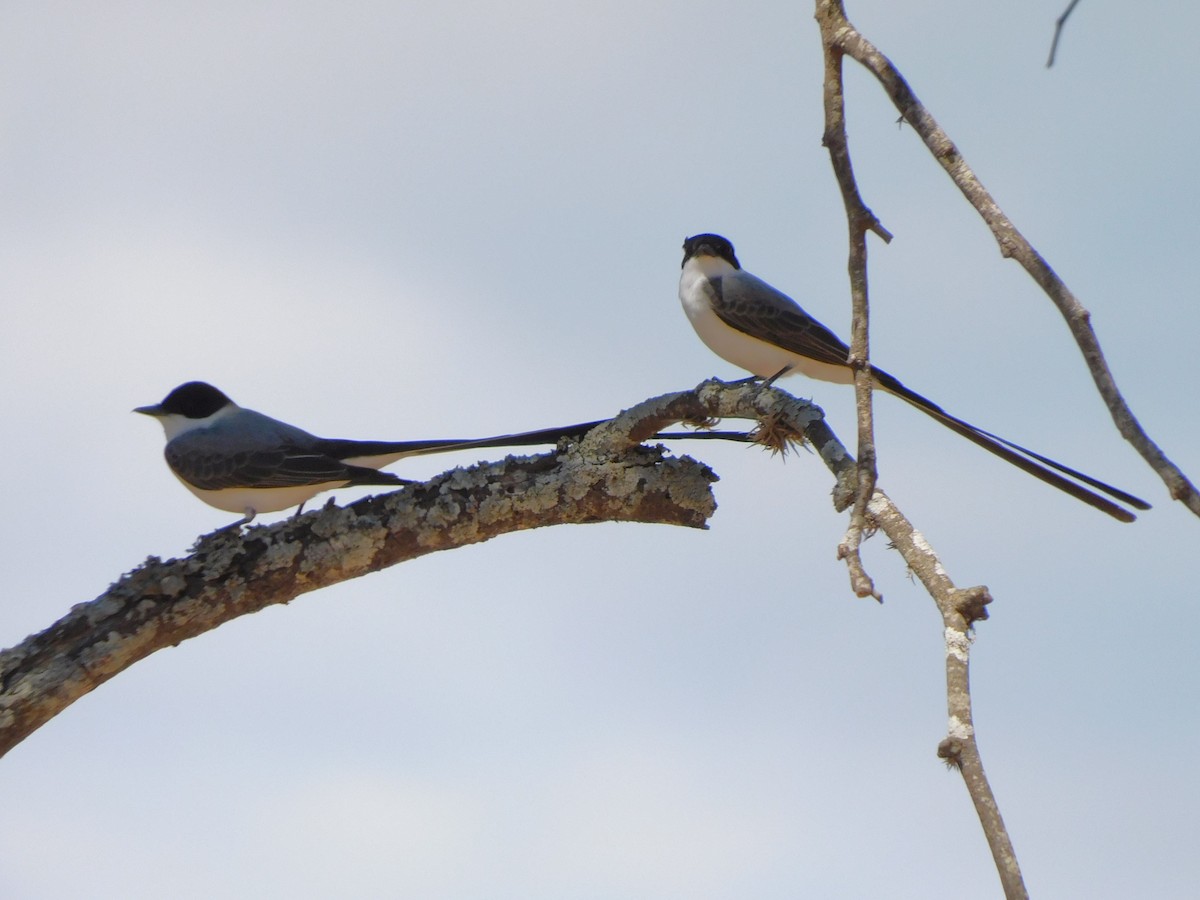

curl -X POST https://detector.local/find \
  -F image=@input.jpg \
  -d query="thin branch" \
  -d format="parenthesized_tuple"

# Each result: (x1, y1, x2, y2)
(864, 492, 1027, 899)
(674, 377, 1031, 898)
(819, 0, 1198, 516)
(1047, 0, 1083, 68)
(814, 3, 1038, 893)
(816, 2, 893, 602)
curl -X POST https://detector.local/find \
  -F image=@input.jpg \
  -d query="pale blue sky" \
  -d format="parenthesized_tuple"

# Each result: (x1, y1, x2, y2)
(2, 2, 1197, 897)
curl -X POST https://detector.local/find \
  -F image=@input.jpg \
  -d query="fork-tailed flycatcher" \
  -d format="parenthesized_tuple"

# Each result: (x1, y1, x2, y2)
(678, 232, 1149, 522)
(136, 381, 741, 527)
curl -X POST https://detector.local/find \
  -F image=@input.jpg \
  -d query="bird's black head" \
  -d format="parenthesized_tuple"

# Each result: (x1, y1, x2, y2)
(682, 233, 740, 269)
(148, 382, 234, 419)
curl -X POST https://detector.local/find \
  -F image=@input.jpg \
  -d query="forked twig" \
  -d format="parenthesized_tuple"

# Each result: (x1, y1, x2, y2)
(818, 0, 1199, 516)
(814, 3, 1050, 895)
(817, 17, 893, 602)
(1047, 0, 1084, 68)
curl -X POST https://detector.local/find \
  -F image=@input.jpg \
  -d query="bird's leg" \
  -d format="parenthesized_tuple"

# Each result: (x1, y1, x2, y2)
(196, 508, 257, 545)
(721, 374, 762, 386)
(763, 365, 794, 386)
(215, 507, 257, 531)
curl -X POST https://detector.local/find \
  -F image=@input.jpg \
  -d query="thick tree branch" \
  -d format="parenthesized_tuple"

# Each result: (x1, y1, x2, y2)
(817, 0, 1199, 517)
(0, 382, 843, 759)
(0, 374, 1057, 900)
(0, 427, 711, 758)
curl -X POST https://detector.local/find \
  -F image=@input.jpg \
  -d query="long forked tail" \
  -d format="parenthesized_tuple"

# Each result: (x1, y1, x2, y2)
(323, 422, 752, 467)
(403, 421, 751, 454)
(872, 368, 1149, 522)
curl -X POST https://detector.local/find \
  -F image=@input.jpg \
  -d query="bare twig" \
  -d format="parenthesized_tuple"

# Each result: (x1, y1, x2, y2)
(648, 381, 1031, 899)
(816, 5, 892, 602)
(820, 1, 1199, 517)
(1047, 0, 1084, 68)
(865, 492, 1027, 899)
(814, 3, 1039, 893)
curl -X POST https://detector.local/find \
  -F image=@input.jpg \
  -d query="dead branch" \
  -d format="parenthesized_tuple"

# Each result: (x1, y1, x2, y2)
(817, 0, 1199, 517)
(0, 425, 713, 758)
(865, 491, 1026, 898)
(616, 380, 1033, 900)
(0, 382, 843, 760)
(816, 2, 893, 602)
(814, 3, 1045, 895)
(1047, 0, 1084, 68)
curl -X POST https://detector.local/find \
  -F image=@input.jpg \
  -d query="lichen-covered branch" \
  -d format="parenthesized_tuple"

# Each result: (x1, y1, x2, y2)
(0, 373, 1032, 897)
(0, 419, 716, 758)
(816, 0, 1198, 517)
(0, 382, 840, 760)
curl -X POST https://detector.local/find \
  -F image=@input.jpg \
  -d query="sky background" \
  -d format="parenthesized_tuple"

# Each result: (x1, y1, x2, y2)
(2, 1, 1197, 897)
